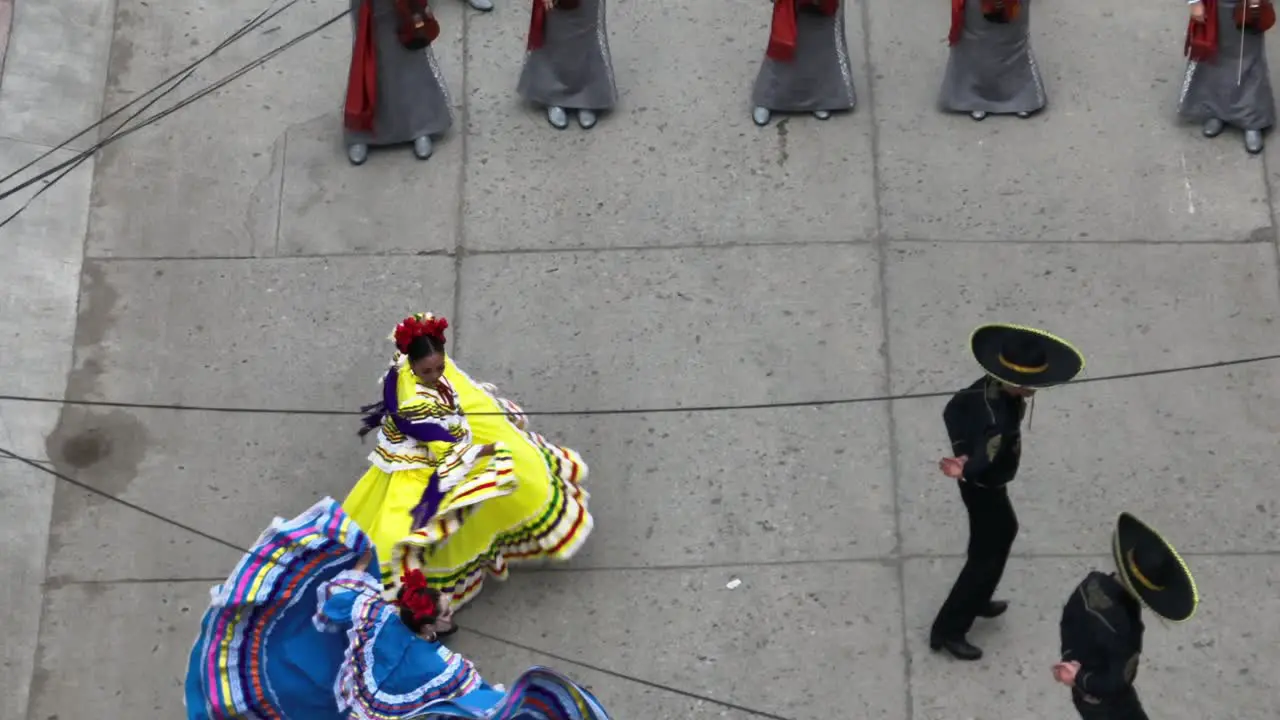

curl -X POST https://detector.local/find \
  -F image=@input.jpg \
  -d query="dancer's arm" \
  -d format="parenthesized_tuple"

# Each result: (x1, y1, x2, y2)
(313, 551, 386, 632)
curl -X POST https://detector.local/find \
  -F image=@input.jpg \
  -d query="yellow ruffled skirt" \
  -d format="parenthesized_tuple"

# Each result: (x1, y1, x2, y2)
(343, 358, 593, 608)
(342, 465, 435, 583)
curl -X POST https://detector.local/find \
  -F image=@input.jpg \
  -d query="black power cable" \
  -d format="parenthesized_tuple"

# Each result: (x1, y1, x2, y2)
(0, 0, 308, 198)
(0, 6, 347, 230)
(0, 351, 1275, 417)
(1, 27, 263, 229)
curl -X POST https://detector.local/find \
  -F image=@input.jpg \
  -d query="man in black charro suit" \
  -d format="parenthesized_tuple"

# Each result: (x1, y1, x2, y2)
(1052, 512, 1200, 719)
(929, 323, 1085, 661)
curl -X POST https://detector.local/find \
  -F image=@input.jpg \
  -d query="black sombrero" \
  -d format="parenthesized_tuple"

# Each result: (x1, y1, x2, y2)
(1112, 512, 1199, 623)
(970, 323, 1085, 388)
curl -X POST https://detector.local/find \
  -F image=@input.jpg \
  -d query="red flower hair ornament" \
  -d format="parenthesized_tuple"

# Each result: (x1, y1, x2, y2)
(397, 568, 439, 621)
(392, 312, 448, 355)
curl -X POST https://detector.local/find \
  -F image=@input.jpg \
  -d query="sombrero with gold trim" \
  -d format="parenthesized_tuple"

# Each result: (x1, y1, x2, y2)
(1112, 512, 1199, 622)
(970, 323, 1084, 388)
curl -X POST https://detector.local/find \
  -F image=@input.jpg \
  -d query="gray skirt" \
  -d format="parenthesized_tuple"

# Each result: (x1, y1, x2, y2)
(751, 4, 856, 112)
(1178, 0, 1276, 131)
(939, 0, 1045, 115)
(516, 0, 618, 111)
(343, 0, 454, 147)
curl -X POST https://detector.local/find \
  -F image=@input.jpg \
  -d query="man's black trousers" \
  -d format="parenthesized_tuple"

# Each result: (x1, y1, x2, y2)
(1071, 688, 1149, 720)
(930, 480, 1019, 639)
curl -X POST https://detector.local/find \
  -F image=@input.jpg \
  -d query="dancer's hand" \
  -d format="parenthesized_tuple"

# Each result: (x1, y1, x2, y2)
(938, 456, 967, 479)
(543, 0, 555, 10)
(436, 600, 455, 626)
(354, 550, 374, 573)
(1190, 0, 1206, 22)
(475, 443, 497, 458)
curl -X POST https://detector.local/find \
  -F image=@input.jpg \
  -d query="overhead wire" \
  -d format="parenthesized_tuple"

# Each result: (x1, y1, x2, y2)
(0, 0, 314, 197)
(0, 445, 792, 720)
(0, 0, 303, 191)
(0, 351, 1276, 418)
(2, 51, 234, 229)
(0, 3, 348, 230)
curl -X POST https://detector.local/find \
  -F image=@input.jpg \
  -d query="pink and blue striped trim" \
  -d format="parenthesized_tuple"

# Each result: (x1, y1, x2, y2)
(189, 498, 370, 719)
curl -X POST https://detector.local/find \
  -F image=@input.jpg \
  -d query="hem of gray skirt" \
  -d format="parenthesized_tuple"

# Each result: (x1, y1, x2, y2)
(519, 96, 618, 112)
(344, 128, 452, 147)
(752, 101, 857, 113)
(940, 102, 1046, 115)
(752, 105, 855, 114)
(1178, 112, 1275, 132)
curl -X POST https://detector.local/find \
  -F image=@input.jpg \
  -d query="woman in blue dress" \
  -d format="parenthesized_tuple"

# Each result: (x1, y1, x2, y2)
(184, 497, 610, 719)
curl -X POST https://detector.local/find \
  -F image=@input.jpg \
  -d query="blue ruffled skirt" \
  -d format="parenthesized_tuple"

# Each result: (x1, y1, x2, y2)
(183, 498, 610, 719)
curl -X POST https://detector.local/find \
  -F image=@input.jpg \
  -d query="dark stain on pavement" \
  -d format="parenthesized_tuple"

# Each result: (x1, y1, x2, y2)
(45, 263, 150, 532)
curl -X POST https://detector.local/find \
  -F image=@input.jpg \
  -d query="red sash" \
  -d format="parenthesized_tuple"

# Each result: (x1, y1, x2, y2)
(1182, 0, 1270, 61)
(344, 0, 377, 132)
(529, 0, 548, 49)
(949, 0, 965, 46)
(1185, 0, 1218, 61)
(766, 0, 799, 61)
(766, 0, 840, 62)
(528, 0, 580, 49)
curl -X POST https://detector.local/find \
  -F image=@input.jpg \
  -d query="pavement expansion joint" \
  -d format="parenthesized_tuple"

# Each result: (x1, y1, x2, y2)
(75, 236, 1278, 263)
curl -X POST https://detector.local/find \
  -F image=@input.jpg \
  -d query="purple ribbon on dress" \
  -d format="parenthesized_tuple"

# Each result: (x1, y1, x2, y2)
(409, 481, 446, 530)
(358, 366, 459, 529)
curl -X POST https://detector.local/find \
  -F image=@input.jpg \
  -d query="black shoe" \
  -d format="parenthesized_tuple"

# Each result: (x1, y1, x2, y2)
(976, 600, 1008, 619)
(929, 635, 984, 661)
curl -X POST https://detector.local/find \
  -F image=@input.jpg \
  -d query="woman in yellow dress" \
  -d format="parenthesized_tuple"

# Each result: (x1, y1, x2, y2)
(343, 312, 593, 620)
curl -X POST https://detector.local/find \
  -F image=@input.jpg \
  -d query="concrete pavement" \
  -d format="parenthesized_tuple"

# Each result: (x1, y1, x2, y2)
(0, 0, 105, 717)
(2, 0, 1279, 718)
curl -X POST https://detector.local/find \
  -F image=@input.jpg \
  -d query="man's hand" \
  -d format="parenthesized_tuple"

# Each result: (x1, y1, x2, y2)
(1190, 0, 1206, 22)
(1051, 660, 1081, 687)
(938, 455, 967, 479)
(543, 0, 555, 10)
(475, 443, 497, 458)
